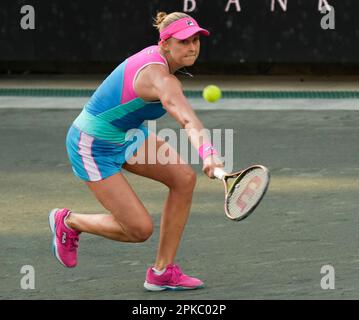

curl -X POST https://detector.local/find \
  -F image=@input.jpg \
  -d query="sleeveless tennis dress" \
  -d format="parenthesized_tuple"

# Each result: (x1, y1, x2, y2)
(66, 46, 168, 181)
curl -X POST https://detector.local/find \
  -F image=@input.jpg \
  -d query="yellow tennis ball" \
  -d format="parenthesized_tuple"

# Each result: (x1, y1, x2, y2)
(203, 85, 222, 103)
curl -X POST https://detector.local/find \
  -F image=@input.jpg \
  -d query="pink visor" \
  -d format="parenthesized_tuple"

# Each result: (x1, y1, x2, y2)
(160, 17, 210, 41)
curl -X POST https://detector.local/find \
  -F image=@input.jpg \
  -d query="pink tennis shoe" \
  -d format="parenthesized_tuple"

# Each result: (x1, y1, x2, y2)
(144, 264, 204, 291)
(48, 208, 81, 268)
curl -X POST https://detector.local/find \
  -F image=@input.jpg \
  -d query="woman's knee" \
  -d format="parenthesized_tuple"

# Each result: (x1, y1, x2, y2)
(169, 166, 197, 191)
(127, 219, 154, 243)
(111, 208, 154, 242)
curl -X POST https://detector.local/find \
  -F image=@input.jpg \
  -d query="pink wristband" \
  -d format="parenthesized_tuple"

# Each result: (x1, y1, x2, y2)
(198, 143, 218, 160)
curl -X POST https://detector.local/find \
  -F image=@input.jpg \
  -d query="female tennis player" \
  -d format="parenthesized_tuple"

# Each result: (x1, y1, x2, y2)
(49, 11, 224, 291)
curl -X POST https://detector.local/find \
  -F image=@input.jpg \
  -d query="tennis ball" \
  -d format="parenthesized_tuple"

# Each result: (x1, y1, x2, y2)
(203, 85, 222, 103)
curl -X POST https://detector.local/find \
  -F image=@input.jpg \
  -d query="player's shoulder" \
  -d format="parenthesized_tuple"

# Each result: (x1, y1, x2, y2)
(138, 63, 170, 83)
(137, 46, 169, 74)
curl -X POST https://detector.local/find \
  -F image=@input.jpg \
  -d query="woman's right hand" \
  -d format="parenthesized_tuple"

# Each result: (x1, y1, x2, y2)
(202, 155, 225, 179)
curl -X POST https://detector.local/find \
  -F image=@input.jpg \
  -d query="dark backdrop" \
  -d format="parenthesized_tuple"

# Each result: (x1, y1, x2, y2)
(1, 0, 357, 74)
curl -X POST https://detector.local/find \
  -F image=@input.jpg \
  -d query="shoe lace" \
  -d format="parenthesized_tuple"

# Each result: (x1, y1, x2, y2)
(67, 234, 79, 251)
(168, 264, 183, 284)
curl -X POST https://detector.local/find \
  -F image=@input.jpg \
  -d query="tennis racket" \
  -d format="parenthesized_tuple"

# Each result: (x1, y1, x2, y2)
(213, 165, 270, 221)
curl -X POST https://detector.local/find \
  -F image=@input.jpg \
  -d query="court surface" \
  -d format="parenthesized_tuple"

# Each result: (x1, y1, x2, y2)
(1, 98, 359, 299)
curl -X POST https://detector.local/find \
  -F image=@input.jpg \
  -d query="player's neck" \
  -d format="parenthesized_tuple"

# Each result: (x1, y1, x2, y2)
(158, 47, 183, 74)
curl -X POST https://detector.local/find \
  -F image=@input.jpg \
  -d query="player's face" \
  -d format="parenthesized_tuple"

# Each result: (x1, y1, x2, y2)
(167, 34, 201, 67)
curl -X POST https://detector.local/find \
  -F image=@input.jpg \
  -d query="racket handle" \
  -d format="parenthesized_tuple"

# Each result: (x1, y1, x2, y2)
(213, 167, 227, 180)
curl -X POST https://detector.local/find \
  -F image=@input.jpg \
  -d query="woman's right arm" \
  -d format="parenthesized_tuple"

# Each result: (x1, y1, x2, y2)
(134, 64, 224, 177)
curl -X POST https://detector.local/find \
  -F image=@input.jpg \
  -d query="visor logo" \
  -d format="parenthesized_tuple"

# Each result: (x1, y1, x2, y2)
(187, 20, 194, 26)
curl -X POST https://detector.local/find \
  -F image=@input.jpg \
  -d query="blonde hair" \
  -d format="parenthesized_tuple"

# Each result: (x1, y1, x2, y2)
(153, 11, 191, 32)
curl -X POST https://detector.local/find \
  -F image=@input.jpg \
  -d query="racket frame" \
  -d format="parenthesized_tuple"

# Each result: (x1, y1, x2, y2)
(214, 165, 270, 221)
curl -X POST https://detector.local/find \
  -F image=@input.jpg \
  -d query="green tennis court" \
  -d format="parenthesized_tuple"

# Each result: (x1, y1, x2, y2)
(1, 95, 359, 299)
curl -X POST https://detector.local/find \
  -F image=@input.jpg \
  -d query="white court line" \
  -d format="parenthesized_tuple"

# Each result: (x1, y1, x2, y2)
(0, 97, 88, 109)
(193, 98, 359, 110)
(0, 97, 359, 110)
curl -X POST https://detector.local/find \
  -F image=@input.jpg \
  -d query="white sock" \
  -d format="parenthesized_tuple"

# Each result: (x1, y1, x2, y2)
(152, 267, 166, 275)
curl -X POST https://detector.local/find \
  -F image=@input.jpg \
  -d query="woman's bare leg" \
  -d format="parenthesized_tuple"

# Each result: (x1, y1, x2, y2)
(123, 133, 197, 270)
(66, 172, 153, 243)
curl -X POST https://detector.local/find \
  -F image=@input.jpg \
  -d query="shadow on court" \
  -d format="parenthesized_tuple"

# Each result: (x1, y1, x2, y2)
(1, 108, 359, 299)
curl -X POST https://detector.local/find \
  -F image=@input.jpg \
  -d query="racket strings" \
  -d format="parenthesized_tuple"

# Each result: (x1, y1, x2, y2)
(227, 168, 268, 219)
